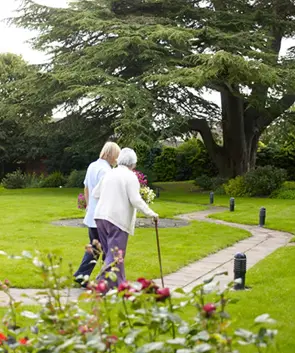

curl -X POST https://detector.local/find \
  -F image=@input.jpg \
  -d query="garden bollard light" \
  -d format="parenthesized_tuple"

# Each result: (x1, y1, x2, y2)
(209, 192, 214, 204)
(259, 207, 266, 227)
(156, 187, 160, 198)
(234, 252, 247, 290)
(230, 197, 235, 212)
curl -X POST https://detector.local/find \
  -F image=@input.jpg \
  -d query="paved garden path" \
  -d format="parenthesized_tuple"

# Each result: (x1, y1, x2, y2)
(0, 207, 292, 306)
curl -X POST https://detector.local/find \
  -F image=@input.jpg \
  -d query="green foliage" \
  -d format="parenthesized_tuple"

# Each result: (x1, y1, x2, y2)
(142, 139, 217, 182)
(41, 172, 66, 188)
(0, 252, 278, 353)
(271, 181, 295, 199)
(224, 176, 249, 197)
(0, 54, 48, 177)
(257, 142, 295, 180)
(244, 166, 287, 197)
(224, 166, 287, 197)
(194, 175, 227, 192)
(1, 170, 26, 189)
(153, 147, 177, 182)
(66, 170, 86, 188)
(283, 181, 295, 189)
(11, 0, 295, 178)
(195, 175, 214, 191)
(24, 173, 45, 188)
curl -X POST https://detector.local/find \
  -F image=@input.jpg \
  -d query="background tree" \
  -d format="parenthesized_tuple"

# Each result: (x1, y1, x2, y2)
(13, 0, 295, 177)
(0, 53, 49, 177)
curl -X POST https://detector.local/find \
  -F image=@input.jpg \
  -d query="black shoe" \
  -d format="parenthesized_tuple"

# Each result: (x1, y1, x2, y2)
(74, 277, 88, 288)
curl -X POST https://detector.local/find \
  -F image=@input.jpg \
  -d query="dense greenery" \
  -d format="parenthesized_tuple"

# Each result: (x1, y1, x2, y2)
(9, 0, 295, 178)
(0, 53, 49, 178)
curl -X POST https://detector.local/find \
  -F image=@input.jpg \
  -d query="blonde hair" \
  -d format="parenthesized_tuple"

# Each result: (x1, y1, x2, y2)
(100, 142, 121, 164)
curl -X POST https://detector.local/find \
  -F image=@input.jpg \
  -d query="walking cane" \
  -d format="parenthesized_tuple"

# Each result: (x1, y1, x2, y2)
(155, 219, 165, 288)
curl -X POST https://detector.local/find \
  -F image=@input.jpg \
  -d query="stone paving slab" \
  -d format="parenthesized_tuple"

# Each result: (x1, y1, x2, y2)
(1, 207, 292, 306)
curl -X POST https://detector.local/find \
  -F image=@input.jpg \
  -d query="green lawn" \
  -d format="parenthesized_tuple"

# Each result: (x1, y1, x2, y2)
(228, 246, 295, 352)
(0, 188, 250, 288)
(155, 181, 295, 234)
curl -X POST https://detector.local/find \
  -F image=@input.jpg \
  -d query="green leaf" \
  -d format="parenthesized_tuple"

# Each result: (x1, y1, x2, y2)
(21, 311, 39, 319)
(136, 342, 164, 353)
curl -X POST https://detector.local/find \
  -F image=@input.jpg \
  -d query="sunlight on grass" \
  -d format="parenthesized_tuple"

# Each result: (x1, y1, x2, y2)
(0, 188, 249, 288)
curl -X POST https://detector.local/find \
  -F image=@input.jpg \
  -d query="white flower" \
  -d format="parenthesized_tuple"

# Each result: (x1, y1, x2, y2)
(140, 186, 156, 204)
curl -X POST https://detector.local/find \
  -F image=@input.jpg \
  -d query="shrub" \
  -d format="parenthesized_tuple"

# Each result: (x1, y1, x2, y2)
(272, 189, 295, 199)
(194, 175, 213, 190)
(224, 176, 249, 197)
(41, 171, 66, 188)
(0, 251, 278, 353)
(24, 173, 45, 188)
(244, 165, 287, 197)
(154, 147, 177, 181)
(211, 176, 228, 190)
(66, 170, 86, 188)
(2, 169, 26, 189)
(282, 181, 295, 190)
(271, 181, 295, 199)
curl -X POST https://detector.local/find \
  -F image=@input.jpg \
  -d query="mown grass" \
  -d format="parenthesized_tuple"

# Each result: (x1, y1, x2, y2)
(154, 181, 295, 234)
(0, 188, 249, 288)
(228, 246, 295, 353)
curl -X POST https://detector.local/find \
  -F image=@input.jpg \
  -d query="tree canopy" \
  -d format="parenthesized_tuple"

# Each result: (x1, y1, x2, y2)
(11, 0, 295, 177)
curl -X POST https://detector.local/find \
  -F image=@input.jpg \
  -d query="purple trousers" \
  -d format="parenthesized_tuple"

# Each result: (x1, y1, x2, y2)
(95, 219, 128, 288)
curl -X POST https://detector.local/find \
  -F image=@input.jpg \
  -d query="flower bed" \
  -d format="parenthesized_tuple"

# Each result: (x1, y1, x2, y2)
(0, 251, 277, 353)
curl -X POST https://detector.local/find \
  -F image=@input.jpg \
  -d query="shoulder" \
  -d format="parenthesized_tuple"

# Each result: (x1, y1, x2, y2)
(126, 169, 139, 184)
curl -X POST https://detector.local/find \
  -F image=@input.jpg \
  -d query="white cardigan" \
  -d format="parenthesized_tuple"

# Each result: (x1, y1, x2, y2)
(92, 166, 158, 235)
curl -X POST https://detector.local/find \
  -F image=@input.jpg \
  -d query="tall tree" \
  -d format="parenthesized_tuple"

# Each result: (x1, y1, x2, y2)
(13, 0, 295, 177)
(0, 53, 48, 176)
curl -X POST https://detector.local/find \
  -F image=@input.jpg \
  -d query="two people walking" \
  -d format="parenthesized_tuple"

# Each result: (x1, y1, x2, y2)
(74, 142, 159, 289)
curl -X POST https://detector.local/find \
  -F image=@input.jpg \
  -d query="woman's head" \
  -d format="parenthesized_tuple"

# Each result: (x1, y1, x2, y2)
(100, 142, 121, 167)
(117, 148, 137, 170)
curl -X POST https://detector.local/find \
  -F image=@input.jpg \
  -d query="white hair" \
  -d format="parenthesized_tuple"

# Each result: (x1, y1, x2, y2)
(117, 148, 137, 167)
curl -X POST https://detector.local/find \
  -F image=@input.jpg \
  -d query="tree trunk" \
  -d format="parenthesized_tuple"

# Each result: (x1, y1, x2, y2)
(189, 89, 261, 179)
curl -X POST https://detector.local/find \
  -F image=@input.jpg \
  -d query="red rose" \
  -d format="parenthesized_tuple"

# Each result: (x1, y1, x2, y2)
(18, 337, 29, 345)
(0, 333, 7, 344)
(137, 278, 152, 290)
(118, 282, 131, 292)
(156, 288, 170, 301)
(203, 303, 216, 317)
(95, 280, 108, 295)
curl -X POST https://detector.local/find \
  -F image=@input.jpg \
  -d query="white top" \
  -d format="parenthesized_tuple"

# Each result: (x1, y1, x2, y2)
(83, 159, 111, 228)
(92, 166, 158, 235)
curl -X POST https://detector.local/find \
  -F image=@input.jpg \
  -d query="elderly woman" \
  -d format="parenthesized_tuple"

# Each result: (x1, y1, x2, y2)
(92, 148, 159, 287)
(74, 141, 121, 286)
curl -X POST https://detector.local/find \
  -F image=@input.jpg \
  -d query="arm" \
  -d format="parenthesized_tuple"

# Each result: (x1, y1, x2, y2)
(84, 187, 89, 206)
(92, 178, 102, 199)
(127, 176, 158, 218)
(92, 167, 109, 199)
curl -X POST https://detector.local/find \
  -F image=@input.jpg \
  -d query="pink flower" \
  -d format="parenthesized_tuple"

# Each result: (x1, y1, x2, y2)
(203, 303, 216, 317)
(137, 278, 152, 290)
(156, 288, 170, 301)
(94, 280, 108, 295)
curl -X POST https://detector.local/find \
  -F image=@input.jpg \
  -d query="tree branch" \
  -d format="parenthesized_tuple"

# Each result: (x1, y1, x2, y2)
(187, 118, 221, 158)
(258, 94, 295, 131)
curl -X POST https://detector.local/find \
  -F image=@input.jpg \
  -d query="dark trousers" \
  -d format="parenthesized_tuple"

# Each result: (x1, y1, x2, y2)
(96, 219, 128, 288)
(74, 227, 102, 279)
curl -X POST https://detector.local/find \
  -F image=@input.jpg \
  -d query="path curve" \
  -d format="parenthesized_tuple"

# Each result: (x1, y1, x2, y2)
(154, 207, 292, 291)
(0, 207, 292, 305)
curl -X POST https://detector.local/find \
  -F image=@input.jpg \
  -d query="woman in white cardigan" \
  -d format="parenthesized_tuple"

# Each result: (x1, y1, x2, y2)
(92, 148, 159, 288)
